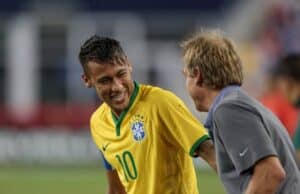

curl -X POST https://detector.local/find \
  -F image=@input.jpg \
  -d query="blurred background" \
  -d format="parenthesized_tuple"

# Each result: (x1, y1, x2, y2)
(0, 0, 299, 193)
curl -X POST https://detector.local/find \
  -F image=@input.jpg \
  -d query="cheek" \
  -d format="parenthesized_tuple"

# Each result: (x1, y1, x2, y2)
(185, 78, 191, 88)
(185, 79, 189, 88)
(186, 78, 195, 94)
(95, 86, 108, 100)
(124, 78, 132, 87)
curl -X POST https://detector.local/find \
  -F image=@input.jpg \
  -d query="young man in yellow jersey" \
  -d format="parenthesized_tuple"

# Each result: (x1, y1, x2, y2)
(78, 35, 217, 194)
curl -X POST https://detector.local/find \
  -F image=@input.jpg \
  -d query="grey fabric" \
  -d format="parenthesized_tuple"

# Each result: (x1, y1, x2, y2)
(211, 89, 300, 194)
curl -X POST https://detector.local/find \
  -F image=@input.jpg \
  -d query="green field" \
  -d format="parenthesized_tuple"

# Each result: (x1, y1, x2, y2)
(0, 166, 225, 194)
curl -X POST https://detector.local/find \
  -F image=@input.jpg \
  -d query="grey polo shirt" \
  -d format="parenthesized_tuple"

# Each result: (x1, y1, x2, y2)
(205, 86, 300, 194)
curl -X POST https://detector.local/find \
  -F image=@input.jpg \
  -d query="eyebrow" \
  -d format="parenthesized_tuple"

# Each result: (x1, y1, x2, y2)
(117, 68, 127, 74)
(96, 67, 128, 82)
(97, 76, 112, 83)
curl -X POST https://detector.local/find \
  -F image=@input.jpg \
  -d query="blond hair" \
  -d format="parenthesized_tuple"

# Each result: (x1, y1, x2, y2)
(181, 29, 243, 89)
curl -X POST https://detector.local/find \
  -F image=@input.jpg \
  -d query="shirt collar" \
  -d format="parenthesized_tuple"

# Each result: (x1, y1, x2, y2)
(204, 85, 240, 131)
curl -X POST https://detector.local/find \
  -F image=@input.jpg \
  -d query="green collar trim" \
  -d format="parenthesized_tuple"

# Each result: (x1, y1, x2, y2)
(111, 81, 140, 136)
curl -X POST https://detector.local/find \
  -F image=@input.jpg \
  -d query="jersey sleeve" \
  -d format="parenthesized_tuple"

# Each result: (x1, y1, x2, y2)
(158, 91, 210, 157)
(214, 104, 278, 174)
(90, 110, 114, 170)
(100, 151, 113, 170)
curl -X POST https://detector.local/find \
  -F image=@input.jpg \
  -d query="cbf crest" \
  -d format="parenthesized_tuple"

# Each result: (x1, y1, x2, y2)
(130, 114, 146, 142)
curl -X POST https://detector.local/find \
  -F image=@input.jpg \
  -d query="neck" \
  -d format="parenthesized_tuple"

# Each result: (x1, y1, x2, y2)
(203, 88, 220, 111)
(112, 110, 121, 118)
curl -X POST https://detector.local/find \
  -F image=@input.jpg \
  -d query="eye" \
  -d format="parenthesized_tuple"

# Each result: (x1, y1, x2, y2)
(98, 78, 111, 84)
(118, 71, 127, 77)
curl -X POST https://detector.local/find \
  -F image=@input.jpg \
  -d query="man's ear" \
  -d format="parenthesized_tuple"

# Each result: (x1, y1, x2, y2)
(125, 58, 133, 73)
(81, 74, 92, 88)
(128, 63, 133, 73)
(194, 67, 203, 86)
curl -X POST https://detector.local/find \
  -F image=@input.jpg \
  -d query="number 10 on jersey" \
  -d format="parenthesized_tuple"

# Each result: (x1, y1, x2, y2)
(116, 151, 138, 182)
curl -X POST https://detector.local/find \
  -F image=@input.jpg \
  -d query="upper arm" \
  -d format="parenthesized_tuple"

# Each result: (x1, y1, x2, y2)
(100, 153, 125, 194)
(106, 170, 126, 194)
(214, 104, 277, 174)
(252, 156, 285, 179)
(245, 156, 286, 194)
(196, 139, 217, 172)
(101, 152, 113, 170)
(157, 91, 210, 156)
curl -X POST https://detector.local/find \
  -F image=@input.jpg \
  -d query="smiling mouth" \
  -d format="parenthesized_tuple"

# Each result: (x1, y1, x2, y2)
(111, 92, 126, 103)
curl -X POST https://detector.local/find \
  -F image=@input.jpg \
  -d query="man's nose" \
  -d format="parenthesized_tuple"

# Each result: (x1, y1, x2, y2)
(111, 78, 123, 91)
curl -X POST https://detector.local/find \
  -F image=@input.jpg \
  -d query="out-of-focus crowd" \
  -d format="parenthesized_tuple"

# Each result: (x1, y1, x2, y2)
(256, 0, 300, 165)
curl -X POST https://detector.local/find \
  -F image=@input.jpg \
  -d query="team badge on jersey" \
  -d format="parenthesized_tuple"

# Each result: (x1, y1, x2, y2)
(130, 114, 146, 142)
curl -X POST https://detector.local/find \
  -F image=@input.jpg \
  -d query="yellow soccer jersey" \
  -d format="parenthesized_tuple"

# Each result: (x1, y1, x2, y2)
(90, 82, 210, 194)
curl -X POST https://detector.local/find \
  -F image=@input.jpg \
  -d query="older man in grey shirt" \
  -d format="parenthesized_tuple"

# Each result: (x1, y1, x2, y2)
(181, 29, 300, 194)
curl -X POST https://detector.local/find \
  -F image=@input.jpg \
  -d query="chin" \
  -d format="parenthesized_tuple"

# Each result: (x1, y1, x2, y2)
(114, 104, 127, 112)
(115, 101, 130, 111)
(196, 104, 208, 112)
(196, 107, 205, 112)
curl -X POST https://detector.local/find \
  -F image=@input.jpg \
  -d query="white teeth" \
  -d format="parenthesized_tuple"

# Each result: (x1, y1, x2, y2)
(111, 93, 125, 101)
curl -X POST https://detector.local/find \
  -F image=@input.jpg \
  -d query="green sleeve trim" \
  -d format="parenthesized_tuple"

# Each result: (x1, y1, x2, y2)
(189, 135, 210, 157)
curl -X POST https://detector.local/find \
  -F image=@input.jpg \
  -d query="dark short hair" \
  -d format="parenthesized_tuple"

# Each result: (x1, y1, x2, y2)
(272, 53, 300, 81)
(78, 35, 127, 73)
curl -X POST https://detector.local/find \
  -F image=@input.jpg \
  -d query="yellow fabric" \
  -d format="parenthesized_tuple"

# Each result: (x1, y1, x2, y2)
(90, 83, 209, 194)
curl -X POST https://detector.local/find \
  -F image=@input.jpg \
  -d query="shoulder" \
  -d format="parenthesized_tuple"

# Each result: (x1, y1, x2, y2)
(217, 89, 257, 110)
(214, 91, 260, 121)
(90, 103, 110, 130)
(139, 84, 183, 105)
(213, 98, 267, 137)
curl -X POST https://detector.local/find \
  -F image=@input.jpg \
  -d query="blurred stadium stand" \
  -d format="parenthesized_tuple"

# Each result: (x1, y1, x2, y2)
(0, 0, 242, 129)
(0, 0, 299, 164)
